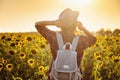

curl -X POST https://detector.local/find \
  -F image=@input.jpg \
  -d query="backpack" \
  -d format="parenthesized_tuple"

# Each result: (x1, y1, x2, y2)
(50, 32, 82, 80)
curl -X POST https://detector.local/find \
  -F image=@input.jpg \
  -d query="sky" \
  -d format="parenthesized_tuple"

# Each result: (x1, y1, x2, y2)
(0, 0, 120, 32)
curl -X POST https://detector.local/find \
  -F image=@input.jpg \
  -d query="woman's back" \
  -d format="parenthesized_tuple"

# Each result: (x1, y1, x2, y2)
(35, 8, 96, 80)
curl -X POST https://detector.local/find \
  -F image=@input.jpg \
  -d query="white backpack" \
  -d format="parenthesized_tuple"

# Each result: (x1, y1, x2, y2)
(50, 32, 82, 80)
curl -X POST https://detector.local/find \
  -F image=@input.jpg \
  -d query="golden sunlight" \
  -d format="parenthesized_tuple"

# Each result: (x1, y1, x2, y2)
(61, 0, 93, 7)
(46, 26, 61, 31)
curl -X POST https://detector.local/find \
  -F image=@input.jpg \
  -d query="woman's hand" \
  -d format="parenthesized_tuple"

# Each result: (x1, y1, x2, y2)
(77, 21, 86, 31)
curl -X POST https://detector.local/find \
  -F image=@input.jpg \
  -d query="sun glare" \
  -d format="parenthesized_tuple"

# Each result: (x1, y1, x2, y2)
(61, 0, 93, 7)
(46, 26, 61, 31)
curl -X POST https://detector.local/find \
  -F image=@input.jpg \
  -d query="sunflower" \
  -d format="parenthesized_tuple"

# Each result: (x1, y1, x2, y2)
(39, 37, 46, 42)
(44, 66, 49, 73)
(17, 41, 23, 48)
(103, 46, 110, 51)
(14, 77, 23, 80)
(1, 58, 7, 64)
(6, 63, 13, 72)
(6, 37, 11, 41)
(1, 35, 6, 40)
(98, 62, 103, 68)
(40, 44, 46, 49)
(9, 50, 15, 55)
(39, 66, 45, 72)
(19, 53, 26, 59)
(114, 58, 119, 62)
(12, 75, 23, 80)
(114, 56, 120, 63)
(0, 63, 3, 71)
(31, 49, 36, 54)
(11, 35, 16, 40)
(38, 66, 45, 75)
(27, 37, 32, 41)
(27, 59, 35, 67)
(94, 52, 100, 58)
(10, 43, 16, 47)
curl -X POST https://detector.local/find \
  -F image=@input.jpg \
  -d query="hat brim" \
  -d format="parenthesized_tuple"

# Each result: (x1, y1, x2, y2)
(59, 8, 79, 26)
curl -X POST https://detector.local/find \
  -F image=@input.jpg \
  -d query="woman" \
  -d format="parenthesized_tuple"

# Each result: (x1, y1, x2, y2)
(35, 8, 96, 80)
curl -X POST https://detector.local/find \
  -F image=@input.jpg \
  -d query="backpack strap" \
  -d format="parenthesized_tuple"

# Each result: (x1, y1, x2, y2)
(56, 32, 79, 51)
(72, 36, 79, 51)
(56, 32, 64, 50)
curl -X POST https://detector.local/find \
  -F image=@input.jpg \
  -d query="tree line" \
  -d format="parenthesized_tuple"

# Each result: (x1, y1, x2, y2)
(95, 28, 120, 36)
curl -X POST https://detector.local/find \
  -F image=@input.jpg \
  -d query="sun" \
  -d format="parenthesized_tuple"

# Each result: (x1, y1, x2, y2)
(79, 0, 93, 5)
(61, 0, 93, 7)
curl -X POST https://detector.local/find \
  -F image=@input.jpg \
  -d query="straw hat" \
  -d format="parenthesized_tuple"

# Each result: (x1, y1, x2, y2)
(59, 8, 79, 27)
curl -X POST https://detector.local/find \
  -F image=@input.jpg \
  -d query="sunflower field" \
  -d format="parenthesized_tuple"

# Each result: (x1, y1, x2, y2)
(0, 32, 51, 80)
(0, 32, 120, 80)
(82, 36, 120, 80)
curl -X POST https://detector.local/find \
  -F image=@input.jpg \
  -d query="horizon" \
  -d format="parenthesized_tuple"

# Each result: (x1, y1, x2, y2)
(0, 28, 119, 33)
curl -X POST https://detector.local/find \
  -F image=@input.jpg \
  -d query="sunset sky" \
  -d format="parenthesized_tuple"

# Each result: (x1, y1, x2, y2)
(0, 0, 120, 32)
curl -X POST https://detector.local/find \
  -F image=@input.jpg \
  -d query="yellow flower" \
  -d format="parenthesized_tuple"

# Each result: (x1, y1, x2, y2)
(14, 77, 22, 80)
(11, 35, 16, 40)
(9, 50, 15, 55)
(98, 62, 103, 68)
(94, 52, 100, 58)
(114, 56, 120, 63)
(39, 37, 46, 42)
(40, 44, 46, 49)
(93, 52, 102, 60)
(27, 59, 35, 67)
(12, 75, 23, 80)
(19, 53, 26, 59)
(103, 46, 110, 51)
(26, 36, 32, 41)
(1, 58, 7, 64)
(6, 64, 13, 72)
(0, 63, 3, 71)
(39, 66, 45, 72)
(17, 41, 24, 48)
(44, 66, 49, 73)
(38, 66, 45, 75)
(3, 59, 7, 64)
(10, 43, 16, 47)
(31, 49, 37, 54)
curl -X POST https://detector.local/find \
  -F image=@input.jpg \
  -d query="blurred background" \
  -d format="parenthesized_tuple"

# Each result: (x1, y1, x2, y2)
(0, 0, 120, 32)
